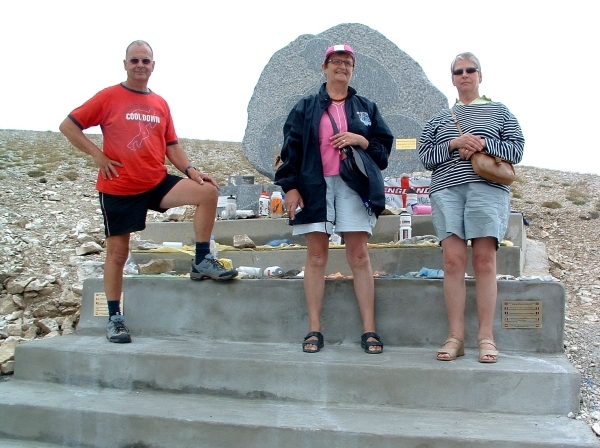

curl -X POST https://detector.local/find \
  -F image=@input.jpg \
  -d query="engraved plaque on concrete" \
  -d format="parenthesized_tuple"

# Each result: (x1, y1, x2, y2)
(94, 292, 124, 317)
(502, 301, 542, 329)
(243, 23, 449, 180)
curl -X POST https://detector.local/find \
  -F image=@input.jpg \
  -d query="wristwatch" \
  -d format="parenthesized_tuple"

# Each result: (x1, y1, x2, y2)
(184, 165, 197, 178)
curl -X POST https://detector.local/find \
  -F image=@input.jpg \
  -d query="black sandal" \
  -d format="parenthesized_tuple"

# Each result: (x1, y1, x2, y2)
(302, 331, 324, 353)
(361, 332, 383, 354)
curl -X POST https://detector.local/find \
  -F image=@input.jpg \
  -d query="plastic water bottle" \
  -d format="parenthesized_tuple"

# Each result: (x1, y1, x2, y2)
(406, 188, 418, 214)
(123, 251, 139, 275)
(226, 195, 237, 219)
(399, 208, 412, 241)
(237, 266, 262, 277)
(270, 191, 283, 218)
(259, 191, 270, 216)
(330, 226, 342, 245)
(210, 235, 218, 259)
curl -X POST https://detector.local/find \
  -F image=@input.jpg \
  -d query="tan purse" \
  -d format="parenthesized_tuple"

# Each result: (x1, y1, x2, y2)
(450, 109, 515, 186)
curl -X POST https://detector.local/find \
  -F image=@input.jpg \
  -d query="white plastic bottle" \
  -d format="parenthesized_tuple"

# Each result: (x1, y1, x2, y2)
(210, 235, 218, 259)
(399, 208, 412, 241)
(270, 191, 283, 218)
(226, 195, 237, 219)
(330, 227, 342, 246)
(406, 188, 418, 214)
(237, 266, 262, 277)
(259, 191, 270, 216)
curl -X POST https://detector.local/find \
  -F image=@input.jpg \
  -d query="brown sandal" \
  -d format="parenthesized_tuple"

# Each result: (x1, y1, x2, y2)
(478, 339, 499, 363)
(436, 337, 464, 361)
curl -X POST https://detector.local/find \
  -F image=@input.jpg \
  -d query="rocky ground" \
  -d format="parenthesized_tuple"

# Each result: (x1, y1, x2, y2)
(1, 129, 599, 434)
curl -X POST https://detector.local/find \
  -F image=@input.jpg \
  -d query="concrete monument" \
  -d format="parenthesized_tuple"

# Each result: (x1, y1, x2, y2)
(243, 23, 449, 180)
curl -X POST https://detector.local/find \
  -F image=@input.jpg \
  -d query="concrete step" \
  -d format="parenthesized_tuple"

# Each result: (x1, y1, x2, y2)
(80, 276, 565, 353)
(139, 212, 527, 278)
(132, 244, 523, 277)
(0, 379, 596, 448)
(13, 335, 580, 416)
(0, 440, 64, 448)
(141, 212, 526, 248)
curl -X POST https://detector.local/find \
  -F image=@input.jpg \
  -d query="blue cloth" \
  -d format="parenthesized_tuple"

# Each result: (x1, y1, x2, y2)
(265, 239, 291, 247)
(418, 267, 444, 279)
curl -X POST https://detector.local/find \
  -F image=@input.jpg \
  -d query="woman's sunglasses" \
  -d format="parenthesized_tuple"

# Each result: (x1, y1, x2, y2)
(452, 67, 479, 75)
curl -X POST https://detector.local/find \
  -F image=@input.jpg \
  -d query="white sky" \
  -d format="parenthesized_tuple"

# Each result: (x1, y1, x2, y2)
(2, 0, 599, 175)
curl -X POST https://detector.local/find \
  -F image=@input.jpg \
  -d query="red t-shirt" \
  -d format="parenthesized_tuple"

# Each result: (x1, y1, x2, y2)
(68, 84, 178, 195)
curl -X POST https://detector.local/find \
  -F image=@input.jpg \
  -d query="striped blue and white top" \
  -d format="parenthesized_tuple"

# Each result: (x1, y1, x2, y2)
(418, 102, 524, 194)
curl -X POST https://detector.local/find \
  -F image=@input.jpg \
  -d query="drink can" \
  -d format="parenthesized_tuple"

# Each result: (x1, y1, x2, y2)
(263, 266, 284, 277)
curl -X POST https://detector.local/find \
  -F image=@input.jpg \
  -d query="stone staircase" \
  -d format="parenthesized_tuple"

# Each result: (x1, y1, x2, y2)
(0, 215, 598, 447)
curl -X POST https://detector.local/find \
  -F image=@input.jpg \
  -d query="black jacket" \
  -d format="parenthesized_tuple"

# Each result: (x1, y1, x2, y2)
(274, 83, 393, 223)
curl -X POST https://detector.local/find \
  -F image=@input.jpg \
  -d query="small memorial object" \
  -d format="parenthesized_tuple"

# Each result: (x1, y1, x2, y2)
(259, 191, 270, 216)
(233, 234, 256, 249)
(237, 266, 262, 277)
(226, 195, 237, 220)
(270, 191, 283, 218)
(263, 266, 284, 277)
(399, 208, 412, 241)
(406, 188, 418, 214)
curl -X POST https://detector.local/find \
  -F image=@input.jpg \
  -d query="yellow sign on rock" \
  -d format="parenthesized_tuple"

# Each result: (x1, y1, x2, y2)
(502, 301, 541, 329)
(395, 139, 417, 150)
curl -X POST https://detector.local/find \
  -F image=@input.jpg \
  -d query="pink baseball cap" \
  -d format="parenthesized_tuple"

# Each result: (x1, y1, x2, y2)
(324, 44, 355, 63)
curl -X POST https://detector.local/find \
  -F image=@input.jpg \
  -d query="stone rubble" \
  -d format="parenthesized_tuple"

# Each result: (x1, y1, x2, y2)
(0, 129, 599, 436)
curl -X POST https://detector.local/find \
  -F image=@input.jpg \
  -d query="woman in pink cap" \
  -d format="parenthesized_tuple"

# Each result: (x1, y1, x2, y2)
(275, 44, 393, 354)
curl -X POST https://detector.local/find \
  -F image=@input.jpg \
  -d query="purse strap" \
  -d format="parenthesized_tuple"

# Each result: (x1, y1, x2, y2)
(451, 108, 507, 165)
(327, 110, 374, 214)
(326, 110, 340, 135)
(327, 110, 352, 156)
(450, 108, 463, 135)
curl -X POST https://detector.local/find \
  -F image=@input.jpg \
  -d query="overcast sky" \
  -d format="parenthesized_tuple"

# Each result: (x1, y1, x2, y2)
(2, 0, 599, 175)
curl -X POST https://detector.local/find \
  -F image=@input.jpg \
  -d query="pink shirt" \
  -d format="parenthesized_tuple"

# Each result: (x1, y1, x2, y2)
(319, 101, 347, 176)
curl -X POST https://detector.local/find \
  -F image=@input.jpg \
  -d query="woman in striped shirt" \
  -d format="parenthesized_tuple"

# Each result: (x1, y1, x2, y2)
(418, 52, 524, 363)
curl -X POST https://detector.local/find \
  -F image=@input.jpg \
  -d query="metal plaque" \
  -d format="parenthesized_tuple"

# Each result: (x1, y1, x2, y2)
(395, 138, 417, 150)
(93, 292, 124, 317)
(502, 301, 541, 329)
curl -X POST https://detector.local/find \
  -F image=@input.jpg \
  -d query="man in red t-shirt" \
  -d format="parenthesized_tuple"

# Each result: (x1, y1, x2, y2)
(59, 40, 237, 344)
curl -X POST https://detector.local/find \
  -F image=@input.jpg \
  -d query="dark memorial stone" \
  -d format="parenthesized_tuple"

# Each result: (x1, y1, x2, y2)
(243, 23, 448, 180)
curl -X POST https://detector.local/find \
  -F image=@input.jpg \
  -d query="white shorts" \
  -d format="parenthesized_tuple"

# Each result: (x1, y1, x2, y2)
(293, 175, 377, 236)
(430, 182, 510, 248)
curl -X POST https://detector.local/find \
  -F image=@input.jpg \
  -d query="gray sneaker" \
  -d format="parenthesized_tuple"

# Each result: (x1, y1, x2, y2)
(190, 254, 238, 281)
(106, 314, 131, 343)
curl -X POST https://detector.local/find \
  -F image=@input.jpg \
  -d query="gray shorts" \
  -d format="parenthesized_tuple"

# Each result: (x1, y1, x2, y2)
(430, 182, 510, 247)
(293, 175, 377, 236)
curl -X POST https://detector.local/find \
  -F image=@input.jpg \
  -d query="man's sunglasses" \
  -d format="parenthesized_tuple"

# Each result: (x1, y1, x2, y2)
(452, 67, 479, 75)
(128, 58, 153, 65)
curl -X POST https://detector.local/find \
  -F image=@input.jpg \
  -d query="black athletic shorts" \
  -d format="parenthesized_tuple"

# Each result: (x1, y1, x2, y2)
(99, 174, 183, 237)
